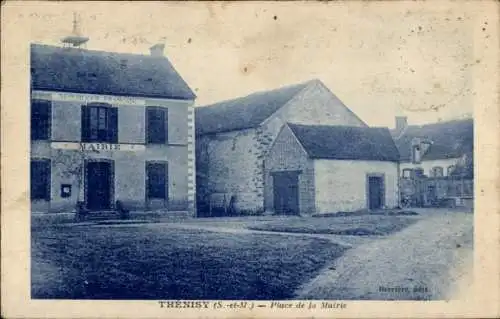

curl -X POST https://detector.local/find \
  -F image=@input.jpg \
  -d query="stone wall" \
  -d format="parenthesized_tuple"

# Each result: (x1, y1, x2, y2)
(268, 79, 367, 127)
(195, 81, 368, 216)
(264, 125, 315, 215)
(196, 128, 264, 214)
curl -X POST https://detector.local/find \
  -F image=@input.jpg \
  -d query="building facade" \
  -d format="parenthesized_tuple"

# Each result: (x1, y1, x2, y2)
(195, 79, 367, 216)
(392, 117, 474, 208)
(265, 124, 400, 215)
(30, 43, 196, 214)
(392, 116, 473, 178)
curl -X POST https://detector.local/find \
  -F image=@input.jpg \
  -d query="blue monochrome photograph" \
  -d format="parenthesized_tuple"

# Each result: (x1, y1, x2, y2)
(30, 9, 474, 301)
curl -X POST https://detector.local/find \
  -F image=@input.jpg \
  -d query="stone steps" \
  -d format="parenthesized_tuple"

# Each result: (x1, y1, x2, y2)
(79, 210, 124, 221)
(76, 210, 193, 222)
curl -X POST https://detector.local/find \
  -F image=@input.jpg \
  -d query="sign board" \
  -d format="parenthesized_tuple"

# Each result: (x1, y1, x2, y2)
(52, 92, 146, 106)
(51, 142, 146, 152)
(31, 91, 146, 106)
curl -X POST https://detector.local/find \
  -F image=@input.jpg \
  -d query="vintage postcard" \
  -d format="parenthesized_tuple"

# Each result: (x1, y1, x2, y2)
(1, 0, 499, 318)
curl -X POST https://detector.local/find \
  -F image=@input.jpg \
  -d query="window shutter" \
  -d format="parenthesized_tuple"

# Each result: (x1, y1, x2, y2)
(146, 107, 167, 144)
(30, 161, 38, 199)
(108, 107, 118, 143)
(164, 109, 169, 144)
(164, 163, 169, 200)
(30, 102, 39, 140)
(146, 108, 154, 143)
(44, 102, 51, 140)
(43, 161, 51, 200)
(81, 105, 90, 142)
(31, 160, 50, 200)
(31, 100, 51, 140)
(158, 164, 166, 198)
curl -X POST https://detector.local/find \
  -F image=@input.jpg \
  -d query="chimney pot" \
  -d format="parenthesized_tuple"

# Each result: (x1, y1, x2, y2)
(149, 43, 165, 57)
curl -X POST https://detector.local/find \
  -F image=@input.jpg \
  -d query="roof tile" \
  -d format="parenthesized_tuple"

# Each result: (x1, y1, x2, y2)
(288, 123, 400, 161)
(392, 119, 473, 161)
(31, 44, 196, 100)
(195, 80, 314, 135)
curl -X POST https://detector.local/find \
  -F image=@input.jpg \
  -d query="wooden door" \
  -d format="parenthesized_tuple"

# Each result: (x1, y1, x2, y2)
(273, 172, 299, 215)
(86, 161, 112, 210)
(368, 176, 383, 210)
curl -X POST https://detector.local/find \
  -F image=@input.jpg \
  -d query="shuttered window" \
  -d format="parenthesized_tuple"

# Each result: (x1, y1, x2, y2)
(31, 100, 51, 141)
(146, 107, 168, 144)
(81, 104, 118, 143)
(31, 160, 50, 200)
(431, 166, 444, 177)
(447, 165, 456, 176)
(402, 169, 413, 178)
(146, 162, 168, 199)
(414, 168, 424, 178)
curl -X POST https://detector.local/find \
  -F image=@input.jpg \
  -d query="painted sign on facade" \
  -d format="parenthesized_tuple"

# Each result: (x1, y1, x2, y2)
(32, 91, 147, 106)
(51, 142, 146, 152)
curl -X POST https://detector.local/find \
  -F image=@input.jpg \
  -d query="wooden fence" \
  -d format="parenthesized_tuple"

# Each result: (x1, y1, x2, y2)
(400, 176, 473, 208)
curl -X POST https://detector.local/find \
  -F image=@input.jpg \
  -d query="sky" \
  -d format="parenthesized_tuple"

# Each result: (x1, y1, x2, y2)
(19, 1, 483, 128)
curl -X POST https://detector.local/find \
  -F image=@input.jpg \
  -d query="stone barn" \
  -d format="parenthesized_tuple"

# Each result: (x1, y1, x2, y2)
(195, 79, 367, 216)
(265, 123, 401, 215)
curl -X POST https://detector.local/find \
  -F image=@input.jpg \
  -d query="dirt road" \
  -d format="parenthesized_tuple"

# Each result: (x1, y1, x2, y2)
(296, 211, 473, 300)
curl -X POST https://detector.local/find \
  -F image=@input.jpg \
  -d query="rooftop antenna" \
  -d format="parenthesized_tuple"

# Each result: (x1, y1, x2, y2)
(61, 12, 89, 48)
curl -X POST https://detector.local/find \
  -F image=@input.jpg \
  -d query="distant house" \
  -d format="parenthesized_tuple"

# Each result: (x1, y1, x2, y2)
(195, 79, 367, 216)
(264, 124, 400, 215)
(392, 117, 474, 208)
(30, 41, 196, 215)
(391, 117, 474, 179)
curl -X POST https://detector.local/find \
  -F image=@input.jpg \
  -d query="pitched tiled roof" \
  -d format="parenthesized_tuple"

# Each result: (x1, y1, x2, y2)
(30, 44, 196, 100)
(288, 123, 400, 161)
(195, 80, 314, 135)
(392, 119, 473, 161)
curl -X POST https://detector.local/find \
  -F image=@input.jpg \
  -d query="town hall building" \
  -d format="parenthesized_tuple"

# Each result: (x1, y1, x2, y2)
(30, 31, 196, 215)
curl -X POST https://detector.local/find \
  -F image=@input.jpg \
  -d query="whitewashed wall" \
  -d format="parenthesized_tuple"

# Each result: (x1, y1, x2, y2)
(314, 159, 399, 214)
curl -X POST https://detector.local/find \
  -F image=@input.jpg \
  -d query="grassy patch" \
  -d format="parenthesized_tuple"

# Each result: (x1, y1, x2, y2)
(32, 225, 345, 300)
(247, 215, 418, 236)
(311, 209, 419, 218)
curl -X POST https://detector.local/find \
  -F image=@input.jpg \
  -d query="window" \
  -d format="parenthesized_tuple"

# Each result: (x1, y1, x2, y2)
(81, 104, 118, 143)
(146, 107, 168, 144)
(414, 168, 424, 178)
(412, 145, 421, 164)
(447, 165, 456, 176)
(402, 169, 413, 178)
(31, 99, 51, 140)
(146, 162, 168, 199)
(31, 160, 50, 200)
(431, 166, 444, 177)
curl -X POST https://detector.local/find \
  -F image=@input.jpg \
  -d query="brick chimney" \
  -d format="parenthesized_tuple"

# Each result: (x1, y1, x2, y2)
(149, 43, 165, 57)
(395, 116, 408, 136)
